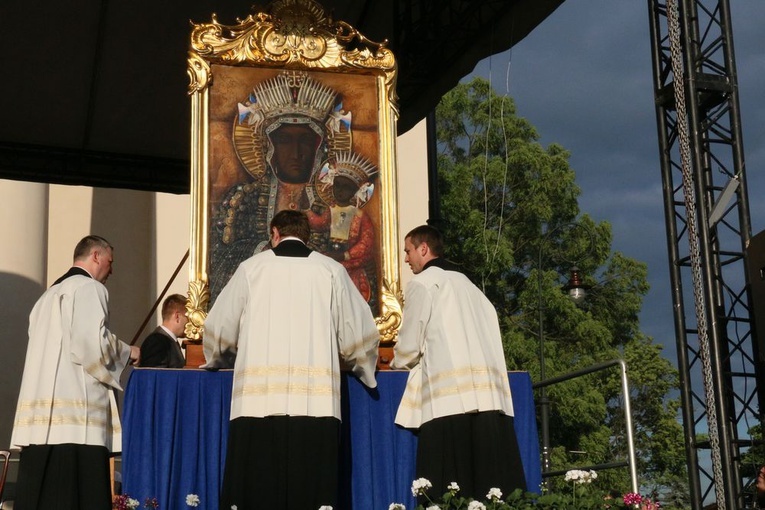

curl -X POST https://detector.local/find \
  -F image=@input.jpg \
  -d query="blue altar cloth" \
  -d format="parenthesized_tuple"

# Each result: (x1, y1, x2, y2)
(122, 369, 540, 510)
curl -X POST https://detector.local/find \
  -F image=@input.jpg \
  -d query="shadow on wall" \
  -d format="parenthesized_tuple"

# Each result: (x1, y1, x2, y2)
(0, 272, 45, 449)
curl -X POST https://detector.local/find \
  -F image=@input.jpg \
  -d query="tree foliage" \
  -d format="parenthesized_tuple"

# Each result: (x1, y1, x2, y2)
(434, 77, 687, 506)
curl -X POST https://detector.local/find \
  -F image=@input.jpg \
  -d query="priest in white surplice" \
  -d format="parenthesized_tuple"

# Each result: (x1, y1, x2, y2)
(391, 225, 526, 502)
(11, 235, 139, 510)
(203, 209, 379, 510)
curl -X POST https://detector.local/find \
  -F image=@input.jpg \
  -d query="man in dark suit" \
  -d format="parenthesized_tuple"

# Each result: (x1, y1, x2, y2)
(139, 294, 188, 368)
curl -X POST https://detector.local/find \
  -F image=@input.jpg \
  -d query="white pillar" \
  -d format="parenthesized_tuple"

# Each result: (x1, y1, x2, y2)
(47, 185, 93, 285)
(396, 118, 430, 286)
(0, 179, 49, 447)
(153, 192, 191, 327)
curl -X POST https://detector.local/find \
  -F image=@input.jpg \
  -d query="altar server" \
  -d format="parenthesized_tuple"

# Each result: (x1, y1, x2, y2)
(11, 235, 139, 510)
(391, 225, 527, 500)
(204, 209, 379, 510)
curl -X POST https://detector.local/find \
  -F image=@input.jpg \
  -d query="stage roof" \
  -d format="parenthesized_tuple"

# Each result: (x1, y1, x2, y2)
(0, 0, 563, 193)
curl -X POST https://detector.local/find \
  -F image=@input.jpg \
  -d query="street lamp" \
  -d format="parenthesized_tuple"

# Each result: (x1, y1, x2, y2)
(564, 267, 587, 305)
(536, 224, 593, 478)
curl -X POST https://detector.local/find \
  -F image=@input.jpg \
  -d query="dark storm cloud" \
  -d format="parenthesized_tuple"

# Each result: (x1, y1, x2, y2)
(468, 2, 765, 363)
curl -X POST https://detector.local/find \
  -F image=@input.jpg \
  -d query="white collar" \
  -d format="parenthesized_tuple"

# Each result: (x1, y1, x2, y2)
(279, 236, 305, 244)
(73, 264, 96, 279)
(159, 324, 178, 341)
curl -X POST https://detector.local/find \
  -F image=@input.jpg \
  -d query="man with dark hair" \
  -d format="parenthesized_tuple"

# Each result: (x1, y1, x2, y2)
(391, 225, 527, 501)
(203, 209, 380, 510)
(268, 208, 312, 241)
(140, 293, 189, 368)
(403, 224, 445, 258)
(11, 235, 139, 510)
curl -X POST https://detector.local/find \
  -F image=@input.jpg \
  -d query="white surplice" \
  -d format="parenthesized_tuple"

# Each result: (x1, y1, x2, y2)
(203, 250, 379, 421)
(11, 274, 132, 452)
(391, 264, 515, 428)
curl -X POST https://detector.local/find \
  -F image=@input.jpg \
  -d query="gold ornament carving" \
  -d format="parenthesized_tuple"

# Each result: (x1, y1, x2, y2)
(376, 279, 403, 343)
(187, 52, 212, 94)
(184, 279, 209, 340)
(187, 0, 397, 108)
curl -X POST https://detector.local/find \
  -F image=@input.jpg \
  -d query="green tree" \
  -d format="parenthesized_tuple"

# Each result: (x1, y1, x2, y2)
(435, 77, 688, 507)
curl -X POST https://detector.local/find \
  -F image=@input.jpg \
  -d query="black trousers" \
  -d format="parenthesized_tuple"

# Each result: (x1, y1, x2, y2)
(220, 415, 341, 510)
(416, 411, 527, 501)
(15, 443, 112, 510)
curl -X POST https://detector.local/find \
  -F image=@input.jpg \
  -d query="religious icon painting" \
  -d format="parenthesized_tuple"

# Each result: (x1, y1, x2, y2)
(186, 0, 403, 343)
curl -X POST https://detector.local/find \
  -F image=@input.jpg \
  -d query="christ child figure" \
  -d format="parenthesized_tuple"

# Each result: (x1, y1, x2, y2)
(319, 152, 379, 309)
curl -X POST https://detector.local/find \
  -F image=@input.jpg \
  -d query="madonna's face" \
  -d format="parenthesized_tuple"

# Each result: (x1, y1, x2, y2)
(269, 124, 321, 184)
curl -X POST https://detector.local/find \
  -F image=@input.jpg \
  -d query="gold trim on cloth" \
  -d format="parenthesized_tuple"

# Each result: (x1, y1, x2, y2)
(14, 415, 108, 428)
(14, 398, 112, 430)
(15, 399, 108, 413)
(235, 365, 335, 379)
(397, 375, 511, 410)
(426, 366, 510, 387)
(234, 382, 335, 397)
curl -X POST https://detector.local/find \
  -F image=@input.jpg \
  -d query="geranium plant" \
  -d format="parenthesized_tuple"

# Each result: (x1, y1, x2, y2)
(112, 492, 207, 510)
(391, 477, 661, 510)
(112, 495, 158, 510)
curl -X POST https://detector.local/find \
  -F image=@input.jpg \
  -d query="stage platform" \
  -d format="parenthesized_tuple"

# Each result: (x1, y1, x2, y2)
(122, 369, 540, 510)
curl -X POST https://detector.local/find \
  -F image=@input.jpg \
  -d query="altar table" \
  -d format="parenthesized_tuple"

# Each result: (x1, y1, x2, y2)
(122, 369, 540, 510)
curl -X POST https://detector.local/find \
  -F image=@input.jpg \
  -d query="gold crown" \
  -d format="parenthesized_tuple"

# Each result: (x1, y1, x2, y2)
(333, 151, 377, 186)
(249, 70, 338, 124)
(234, 70, 346, 180)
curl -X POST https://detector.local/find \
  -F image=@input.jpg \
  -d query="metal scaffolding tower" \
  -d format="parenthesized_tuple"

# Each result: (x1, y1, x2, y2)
(647, 0, 765, 508)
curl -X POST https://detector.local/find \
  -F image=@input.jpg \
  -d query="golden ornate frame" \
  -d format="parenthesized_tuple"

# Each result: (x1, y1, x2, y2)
(185, 0, 402, 343)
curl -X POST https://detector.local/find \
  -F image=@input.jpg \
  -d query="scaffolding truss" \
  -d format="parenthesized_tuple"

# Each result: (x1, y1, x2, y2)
(647, 0, 765, 508)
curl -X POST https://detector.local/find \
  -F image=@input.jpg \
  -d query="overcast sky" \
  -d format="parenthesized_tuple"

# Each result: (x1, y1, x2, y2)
(468, 2, 765, 368)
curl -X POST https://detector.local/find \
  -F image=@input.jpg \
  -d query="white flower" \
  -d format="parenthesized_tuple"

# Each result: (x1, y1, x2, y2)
(127, 498, 140, 509)
(486, 487, 503, 501)
(426, 506, 439, 510)
(388, 504, 406, 510)
(411, 477, 433, 496)
(318, 507, 333, 510)
(580, 470, 597, 484)
(232, 506, 238, 510)
(564, 469, 598, 484)
(447, 481, 460, 493)
(186, 493, 200, 507)
(468, 501, 487, 510)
